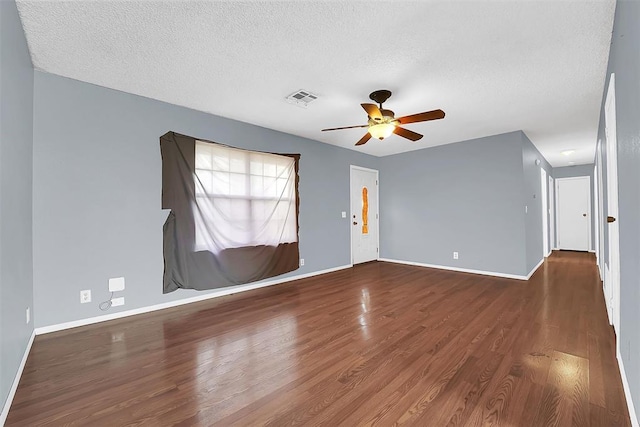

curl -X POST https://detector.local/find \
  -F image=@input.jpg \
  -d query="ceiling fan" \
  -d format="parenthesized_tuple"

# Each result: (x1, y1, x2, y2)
(322, 90, 445, 146)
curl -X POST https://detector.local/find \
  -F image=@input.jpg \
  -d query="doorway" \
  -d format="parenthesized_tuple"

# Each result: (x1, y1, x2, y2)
(350, 166, 379, 264)
(593, 163, 601, 276)
(548, 176, 555, 250)
(605, 73, 621, 336)
(596, 140, 606, 280)
(541, 168, 549, 257)
(556, 176, 591, 251)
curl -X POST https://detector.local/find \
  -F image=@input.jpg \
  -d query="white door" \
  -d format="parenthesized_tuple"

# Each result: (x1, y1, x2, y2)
(541, 168, 549, 257)
(556, 177, 591, 251)
(350, 166, 379, 264)
(549, 176, 555, 250)
(605, 73, 621, 335)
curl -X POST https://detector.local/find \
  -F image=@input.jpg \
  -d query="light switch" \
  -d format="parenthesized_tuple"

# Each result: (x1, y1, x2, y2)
(341, 211, 347, 218)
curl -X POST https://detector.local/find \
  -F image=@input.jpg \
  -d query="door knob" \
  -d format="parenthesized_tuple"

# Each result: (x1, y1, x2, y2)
(583, 213, 587, 217)
(353, 221, 358, 225)
(607, 216, 616, 223)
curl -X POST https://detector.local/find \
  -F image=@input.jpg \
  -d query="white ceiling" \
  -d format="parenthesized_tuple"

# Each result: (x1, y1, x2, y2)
(16, 0, 615, 167)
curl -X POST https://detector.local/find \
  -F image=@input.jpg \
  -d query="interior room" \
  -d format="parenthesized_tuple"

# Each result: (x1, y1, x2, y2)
(1, 0, 638, 425)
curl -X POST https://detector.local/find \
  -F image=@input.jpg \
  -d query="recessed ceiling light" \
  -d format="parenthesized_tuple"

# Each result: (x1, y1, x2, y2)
(561, 149, 576, 156)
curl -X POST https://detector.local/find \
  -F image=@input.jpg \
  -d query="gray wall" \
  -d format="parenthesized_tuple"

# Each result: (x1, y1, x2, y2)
(32, 71, 379, 328)
(597, 0, 640, 415)
(521, 132, 552, 273)
(552, 164, 596, 251)
(0, 0, 34, 413)
(32, 72, 555, 329)
(379, 131, 528, 276)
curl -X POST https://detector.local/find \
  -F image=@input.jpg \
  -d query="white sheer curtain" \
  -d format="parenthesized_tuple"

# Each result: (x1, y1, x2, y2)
(193, 141, 297, 254)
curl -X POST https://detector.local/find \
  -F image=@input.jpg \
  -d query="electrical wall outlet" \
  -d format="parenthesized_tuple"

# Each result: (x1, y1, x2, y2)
(111, 297, 125, 307)
(300, 258, 305, 266)
(80, 290, 91, 303)
(26, 307, 30, 324)
(453, 252, 459, 260)
(109, 277, 125, 292)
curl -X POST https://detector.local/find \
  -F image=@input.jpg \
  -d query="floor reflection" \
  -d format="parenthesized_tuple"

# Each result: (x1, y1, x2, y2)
(359, 288, 371, 339)
(162, 312, 300, 421)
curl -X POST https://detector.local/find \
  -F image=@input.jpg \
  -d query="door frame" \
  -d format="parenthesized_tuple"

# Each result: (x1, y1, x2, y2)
(596, 139, 606, 280)
(593, 162, 601, 278)
(549, 176, 555, 251)
(349, 165, 380, 265)
(555, 176, 592, 251)
(541, 168, 549, 257)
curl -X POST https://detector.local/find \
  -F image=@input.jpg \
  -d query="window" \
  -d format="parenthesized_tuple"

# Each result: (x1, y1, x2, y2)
(193, 141, 297, 253)
(161, 131, 300, 293)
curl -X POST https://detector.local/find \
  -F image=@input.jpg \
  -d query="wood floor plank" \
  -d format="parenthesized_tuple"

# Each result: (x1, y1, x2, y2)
(588, 332, 607, 407)
(5, 251, 631, 426)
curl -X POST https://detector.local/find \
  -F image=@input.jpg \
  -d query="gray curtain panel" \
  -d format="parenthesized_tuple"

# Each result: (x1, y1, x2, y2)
(160, 131, 300, 293)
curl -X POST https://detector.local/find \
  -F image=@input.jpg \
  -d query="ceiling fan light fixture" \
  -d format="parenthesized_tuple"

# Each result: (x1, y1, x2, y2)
(321, 90, 443, 146)
(369, 123, 396, 140)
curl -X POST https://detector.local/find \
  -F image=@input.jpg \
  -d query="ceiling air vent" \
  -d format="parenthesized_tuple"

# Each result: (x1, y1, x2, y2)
(286, 89, 318, 108)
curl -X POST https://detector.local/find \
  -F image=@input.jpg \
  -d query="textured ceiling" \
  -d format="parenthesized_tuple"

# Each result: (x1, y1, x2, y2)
(16, 0, 615, 167)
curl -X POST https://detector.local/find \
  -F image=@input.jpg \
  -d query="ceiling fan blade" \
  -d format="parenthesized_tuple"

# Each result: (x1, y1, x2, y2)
(355, 133, 372, 146)
(393, 126, 423, 142)
(321, 124, 369, 132)
(361, 103, 383, 120)
(397, 109, 445, 125)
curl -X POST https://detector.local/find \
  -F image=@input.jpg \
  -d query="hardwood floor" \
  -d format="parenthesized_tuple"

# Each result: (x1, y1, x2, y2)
(6, 251, 630, 426)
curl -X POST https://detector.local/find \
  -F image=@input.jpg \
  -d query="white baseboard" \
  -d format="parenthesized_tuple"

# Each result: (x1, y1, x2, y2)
(617, 348, 639, 427)
(1, 329, 36, 426)
(378, 258, 534, 281)
(526, 258, 545, 279)
(597, 265, 602, 282)
(604, 264, 613, 325)
(35, 264, 352, 335)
